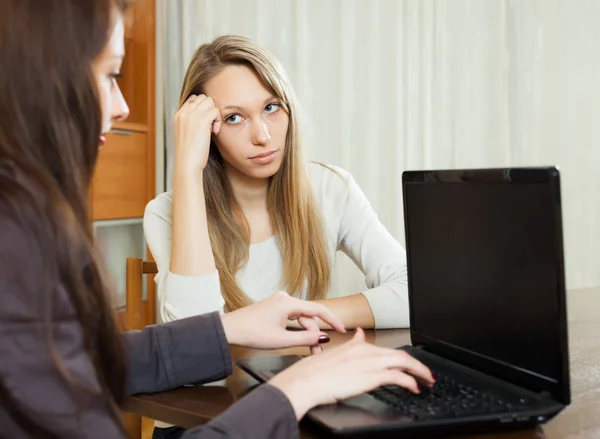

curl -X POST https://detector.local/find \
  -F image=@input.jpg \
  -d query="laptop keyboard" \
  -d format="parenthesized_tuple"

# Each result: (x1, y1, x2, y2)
(369, 370, 528, 420)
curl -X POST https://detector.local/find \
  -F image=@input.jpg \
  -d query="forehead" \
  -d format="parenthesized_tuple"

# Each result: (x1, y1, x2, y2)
(205, 65, 273, 107)
(98, 17, 125, 63)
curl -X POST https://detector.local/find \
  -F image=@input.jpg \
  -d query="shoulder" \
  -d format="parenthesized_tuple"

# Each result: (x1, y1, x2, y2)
(307, 162, 366, 232)
(308, 162, 369, 206)
(308, 162, 354, 197)
(144, 191, 174, 222)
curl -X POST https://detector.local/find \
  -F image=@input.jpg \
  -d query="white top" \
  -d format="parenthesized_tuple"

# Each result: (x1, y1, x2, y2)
(143, 163, 410, 329)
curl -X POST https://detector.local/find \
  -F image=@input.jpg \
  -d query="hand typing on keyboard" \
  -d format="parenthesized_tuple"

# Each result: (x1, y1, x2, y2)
(268, 328, 435, 420)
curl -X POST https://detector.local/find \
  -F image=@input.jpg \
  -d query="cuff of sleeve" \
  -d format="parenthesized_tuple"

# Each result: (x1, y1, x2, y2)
(161, 311, 233, 387)
(197, 384, 299, 439)
(362, 286, 410, 329)
(161, 270, 225, 322)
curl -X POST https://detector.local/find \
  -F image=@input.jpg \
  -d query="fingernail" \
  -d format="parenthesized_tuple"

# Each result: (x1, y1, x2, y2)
(318, 334, 330, 344)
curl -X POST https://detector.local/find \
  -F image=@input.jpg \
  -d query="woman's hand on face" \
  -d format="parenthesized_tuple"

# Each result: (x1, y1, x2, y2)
(268, 328, 436, 420)
(173, 94, 222, 173)
(220, 291, 346, 350)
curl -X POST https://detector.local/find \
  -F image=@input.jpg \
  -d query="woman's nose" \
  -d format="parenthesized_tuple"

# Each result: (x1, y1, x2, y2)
(252, 119, 271, 146)
(111, 83, 130, 122)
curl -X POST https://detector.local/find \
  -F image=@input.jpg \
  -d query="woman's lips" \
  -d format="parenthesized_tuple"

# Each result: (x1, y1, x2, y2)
(250, 149, 278, 164)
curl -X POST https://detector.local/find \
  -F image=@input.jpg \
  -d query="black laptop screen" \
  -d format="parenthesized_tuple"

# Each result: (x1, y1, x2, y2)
(404, 173, 562, 382)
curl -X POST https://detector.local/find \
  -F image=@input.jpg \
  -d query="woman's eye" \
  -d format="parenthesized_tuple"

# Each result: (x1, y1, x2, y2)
(108, 72, 123, 86)
(226, 114, 242, 124)
(265, 103, 280, 113)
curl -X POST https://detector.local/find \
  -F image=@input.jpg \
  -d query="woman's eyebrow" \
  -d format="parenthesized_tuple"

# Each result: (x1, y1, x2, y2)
(221, 96, 277, 112)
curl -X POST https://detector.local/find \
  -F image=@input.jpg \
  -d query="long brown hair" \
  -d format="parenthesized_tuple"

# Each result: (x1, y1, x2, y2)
(0, 0, 131, 436)
(179, 35, 331, 311)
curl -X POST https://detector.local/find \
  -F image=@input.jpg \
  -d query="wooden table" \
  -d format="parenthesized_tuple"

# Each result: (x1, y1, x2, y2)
(123, 287, 600, 438)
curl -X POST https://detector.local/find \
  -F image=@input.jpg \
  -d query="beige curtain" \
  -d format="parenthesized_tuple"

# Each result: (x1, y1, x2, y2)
(157, 0, 600, 293)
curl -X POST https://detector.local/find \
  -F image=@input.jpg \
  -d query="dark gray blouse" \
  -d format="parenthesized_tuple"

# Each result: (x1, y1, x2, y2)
(0, 171, 298, 438)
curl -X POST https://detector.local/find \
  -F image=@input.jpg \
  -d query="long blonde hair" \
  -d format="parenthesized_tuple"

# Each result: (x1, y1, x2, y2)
(179, 35, 330, 311)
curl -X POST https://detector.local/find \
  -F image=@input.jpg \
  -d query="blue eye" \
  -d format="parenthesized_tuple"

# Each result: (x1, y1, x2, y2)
(226, 114, 242, 124)
(265, 103, 280, 113)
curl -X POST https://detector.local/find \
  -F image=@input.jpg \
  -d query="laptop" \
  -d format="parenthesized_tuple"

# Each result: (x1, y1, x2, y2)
(237, 166, 570, 437)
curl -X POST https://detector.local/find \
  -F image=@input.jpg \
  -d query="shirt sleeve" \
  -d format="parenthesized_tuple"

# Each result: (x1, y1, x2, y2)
(143, 194, 226, 323)
(183, 385, 299, 439)
(123, 312, 232, 396)
(331, 167, 410, 329)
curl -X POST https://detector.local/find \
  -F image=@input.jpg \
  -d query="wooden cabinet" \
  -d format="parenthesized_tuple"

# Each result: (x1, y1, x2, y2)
(90, 0, 155, 221)
(92, 130, 149, 220)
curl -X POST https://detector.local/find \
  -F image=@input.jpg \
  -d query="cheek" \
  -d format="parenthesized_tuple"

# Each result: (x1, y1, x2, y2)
(270, 115, 289, 142)
(96, 78, 112, 121)
(214, 129, 245, 159)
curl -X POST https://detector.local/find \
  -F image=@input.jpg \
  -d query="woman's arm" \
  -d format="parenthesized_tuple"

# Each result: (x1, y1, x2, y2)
(144, 193, 225, 323)
(170, 168, 215, 277)
(123, 312, 232, 395)
(143, 95, 226, 323)
(144, 96, 227, 323)
(313, 166, 410, 329)
(183, 385, 299, 438)
(169, 94, 222, 280)
(144, 193, 225, 322)
(312, 294, 375, 329)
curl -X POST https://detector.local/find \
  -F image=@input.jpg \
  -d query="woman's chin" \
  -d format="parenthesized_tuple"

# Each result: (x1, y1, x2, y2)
(248, 162, 282, 179)
(225, 158, 283, 181)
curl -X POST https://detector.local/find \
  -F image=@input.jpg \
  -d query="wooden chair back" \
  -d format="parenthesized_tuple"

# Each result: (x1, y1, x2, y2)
(125, 258, 158, 330)
(121, 257, 158, 439)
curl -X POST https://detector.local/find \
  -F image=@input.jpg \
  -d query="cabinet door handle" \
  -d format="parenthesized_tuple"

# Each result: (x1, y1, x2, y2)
(111, 128, 134, 136)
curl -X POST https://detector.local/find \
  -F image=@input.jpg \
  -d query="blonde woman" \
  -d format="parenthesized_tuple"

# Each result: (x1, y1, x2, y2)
(144, 35, 409, 332)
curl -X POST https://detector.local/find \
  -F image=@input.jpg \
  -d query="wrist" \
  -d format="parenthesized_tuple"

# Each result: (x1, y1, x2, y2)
(268, 379, 314, 420)
(174, 156, 206, 177)
(220, 312, 243, 346)
(173, 166, 204, 191)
